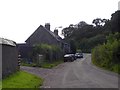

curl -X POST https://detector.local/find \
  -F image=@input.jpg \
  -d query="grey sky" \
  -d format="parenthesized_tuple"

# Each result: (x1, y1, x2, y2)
(0, 0, 119, 43)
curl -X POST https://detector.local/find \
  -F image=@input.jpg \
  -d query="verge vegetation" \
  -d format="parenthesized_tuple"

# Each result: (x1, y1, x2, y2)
(2, 71, 43, 88)
(92, 33, 120, 74)
(21, 60, 63, 69)
(32, 44, 63, 62)
(21, 43, 64, 68)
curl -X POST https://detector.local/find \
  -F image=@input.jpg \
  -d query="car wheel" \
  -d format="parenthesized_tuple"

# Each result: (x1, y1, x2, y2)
(64, 60, 66, 62)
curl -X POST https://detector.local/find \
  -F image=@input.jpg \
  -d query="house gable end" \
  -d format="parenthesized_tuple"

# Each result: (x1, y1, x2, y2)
(25, 25, 60, 46)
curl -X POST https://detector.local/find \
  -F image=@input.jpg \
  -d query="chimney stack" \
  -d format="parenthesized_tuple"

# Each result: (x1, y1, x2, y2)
(45, 23, 50, 30)
(54, 29, 58, 35)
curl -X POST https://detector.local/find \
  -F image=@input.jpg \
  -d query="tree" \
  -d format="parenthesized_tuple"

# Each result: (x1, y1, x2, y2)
(110, 10, 120, 33)
(102, 19, 109, 25)
(70, 40, 76, 54)
(62, 24, 76, 38)
(77, 21, 88, 28)
(62, 17, 113, 53)
(62, 27, 70, 38)
(92, 18, 105, 27)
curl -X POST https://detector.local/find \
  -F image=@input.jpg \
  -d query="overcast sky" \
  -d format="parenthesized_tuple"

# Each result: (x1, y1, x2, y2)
(0, 0, 119, 43)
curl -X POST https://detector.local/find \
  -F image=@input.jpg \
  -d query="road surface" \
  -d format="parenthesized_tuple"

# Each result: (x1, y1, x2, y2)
(21, 54, 119, 88)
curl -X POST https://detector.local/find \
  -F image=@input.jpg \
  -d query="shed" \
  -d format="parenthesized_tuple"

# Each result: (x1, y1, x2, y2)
(0, 38, 18, 78)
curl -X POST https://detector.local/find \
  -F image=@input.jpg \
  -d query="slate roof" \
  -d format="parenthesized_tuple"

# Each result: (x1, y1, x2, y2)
(44, 26, 63, 42)
(25, 25, 63, 43)
(0, 38, 16, 46)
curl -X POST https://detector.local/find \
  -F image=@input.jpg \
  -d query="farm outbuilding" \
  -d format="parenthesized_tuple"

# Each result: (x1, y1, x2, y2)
(0, 38, 18, 78)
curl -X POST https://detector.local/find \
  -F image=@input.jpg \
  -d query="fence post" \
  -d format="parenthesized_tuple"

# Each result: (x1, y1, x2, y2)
(18, 54, 21, 70)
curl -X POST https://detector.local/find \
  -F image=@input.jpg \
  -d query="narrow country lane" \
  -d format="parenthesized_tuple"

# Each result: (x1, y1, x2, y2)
(21, 54, 119, 88)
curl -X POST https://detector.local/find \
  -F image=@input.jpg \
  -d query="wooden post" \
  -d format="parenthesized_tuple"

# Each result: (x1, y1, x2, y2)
(18, 54, 21, 70)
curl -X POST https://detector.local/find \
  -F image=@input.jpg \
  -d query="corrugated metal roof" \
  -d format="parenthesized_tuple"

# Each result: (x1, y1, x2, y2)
(0, 38, 16, 46)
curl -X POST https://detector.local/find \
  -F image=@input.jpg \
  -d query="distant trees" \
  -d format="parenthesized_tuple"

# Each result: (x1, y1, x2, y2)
(62, 24, 76, 38)
(69, 40, 76, 54)
(62, 10, 120, 53)
(92, 18, 103, 27)
(62, 20, 106, 52)
(92, 18, 108, 27)
(77, 21, 88, 28)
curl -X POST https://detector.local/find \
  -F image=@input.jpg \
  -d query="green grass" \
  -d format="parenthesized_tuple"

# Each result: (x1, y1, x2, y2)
(2, 71, 43, 88)
(0, 80, 2, 89)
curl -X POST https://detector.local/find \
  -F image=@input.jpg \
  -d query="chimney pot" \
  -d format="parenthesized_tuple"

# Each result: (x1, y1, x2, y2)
(45, 23, 50, 30)
(54, 29, 58, 35)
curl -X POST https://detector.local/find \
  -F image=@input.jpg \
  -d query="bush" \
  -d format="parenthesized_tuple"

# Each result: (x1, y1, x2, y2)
(32, 44, 63, 63)
(92, 32, 120, 74)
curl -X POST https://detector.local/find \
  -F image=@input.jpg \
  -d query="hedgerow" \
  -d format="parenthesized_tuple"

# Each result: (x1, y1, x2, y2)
(92, 32, 120, 74)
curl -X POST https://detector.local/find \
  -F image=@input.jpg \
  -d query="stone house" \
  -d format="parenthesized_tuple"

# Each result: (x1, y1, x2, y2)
(26, 23, 66, 48)
(17, 23, 70, 61)
(0, 38, 18, 78)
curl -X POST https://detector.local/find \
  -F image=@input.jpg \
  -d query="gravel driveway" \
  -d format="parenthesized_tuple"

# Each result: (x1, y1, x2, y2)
(20, 54, 119, 88)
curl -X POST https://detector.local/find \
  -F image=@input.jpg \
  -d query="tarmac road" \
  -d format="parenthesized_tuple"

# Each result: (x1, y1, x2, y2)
(21, 54, 119, 88)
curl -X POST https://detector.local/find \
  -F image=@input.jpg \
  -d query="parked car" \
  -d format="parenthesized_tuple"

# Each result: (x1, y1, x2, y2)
(75, 53, 83, 58)
(70, 54, 76, 60)
(64, 54, 75, 62)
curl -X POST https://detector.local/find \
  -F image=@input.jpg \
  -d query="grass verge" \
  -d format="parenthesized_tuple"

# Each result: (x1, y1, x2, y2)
(41, 60, 63, 68)
(21, 60, 63, 69)
(92, 60, 120, 74)
(2, 71, 43, 88)
(21, 63, 37, 67)
(0, 80, 2, 89)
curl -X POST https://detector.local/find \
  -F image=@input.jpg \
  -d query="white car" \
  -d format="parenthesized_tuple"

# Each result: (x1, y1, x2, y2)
(64, 54, 75, 62)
